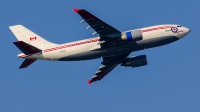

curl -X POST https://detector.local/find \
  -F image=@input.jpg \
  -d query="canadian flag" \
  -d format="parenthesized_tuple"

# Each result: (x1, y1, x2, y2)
(30, 37, 37, 41)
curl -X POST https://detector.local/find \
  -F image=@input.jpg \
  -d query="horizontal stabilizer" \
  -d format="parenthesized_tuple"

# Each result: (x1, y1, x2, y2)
(19, 59, 36, 69)
(13, 41, 41, 55)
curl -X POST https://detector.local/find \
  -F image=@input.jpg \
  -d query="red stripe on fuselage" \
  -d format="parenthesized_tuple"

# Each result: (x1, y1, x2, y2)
(42, 26, 171, 53)
(142, 26, 172, 33)
(43, 38, 100, 53)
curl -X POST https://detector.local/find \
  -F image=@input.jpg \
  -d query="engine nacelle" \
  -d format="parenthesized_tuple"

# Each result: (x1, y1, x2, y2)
(121, 55, 147, 67)
(121, 30, 143, 41)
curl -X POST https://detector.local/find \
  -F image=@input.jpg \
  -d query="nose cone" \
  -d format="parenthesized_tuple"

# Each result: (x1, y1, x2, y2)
(177, 27, 191, 39)
(185, 27, 191, 35)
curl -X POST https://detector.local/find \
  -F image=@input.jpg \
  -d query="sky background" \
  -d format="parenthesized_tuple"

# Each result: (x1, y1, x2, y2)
(0, 0, 200, 112)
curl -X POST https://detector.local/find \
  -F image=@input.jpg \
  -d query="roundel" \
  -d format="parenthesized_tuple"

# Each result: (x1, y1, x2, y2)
(171, 27, 178, 33)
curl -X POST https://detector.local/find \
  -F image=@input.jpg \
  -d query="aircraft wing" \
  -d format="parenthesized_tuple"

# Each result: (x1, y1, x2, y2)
(87, 53, 130, 84)
(74, 8, 121, 40)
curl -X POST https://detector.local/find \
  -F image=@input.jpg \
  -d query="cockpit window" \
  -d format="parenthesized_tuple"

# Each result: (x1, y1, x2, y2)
(177, 26, 182, 27)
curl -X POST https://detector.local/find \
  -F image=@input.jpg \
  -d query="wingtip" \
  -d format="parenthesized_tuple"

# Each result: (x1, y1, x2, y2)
(87, 80, 92, 85)
(73, 8, 80, 13)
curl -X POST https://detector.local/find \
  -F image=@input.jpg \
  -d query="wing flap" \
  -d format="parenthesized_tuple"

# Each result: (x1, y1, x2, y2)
(74, 8, 121, 39)
(74, 8, 130, 49)
(87, 63, 118, 84)
(87, 53, 130, 84)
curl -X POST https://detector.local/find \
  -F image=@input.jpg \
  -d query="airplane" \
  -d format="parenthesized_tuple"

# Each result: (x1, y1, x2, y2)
(10, 8, 191, 84)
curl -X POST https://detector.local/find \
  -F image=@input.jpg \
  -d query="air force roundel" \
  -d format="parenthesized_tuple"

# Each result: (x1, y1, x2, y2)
(171, 27, 178, 33)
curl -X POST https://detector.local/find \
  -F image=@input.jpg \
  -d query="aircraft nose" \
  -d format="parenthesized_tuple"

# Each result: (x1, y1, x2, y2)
(183, 27, 191, 36)
(184, 28, 191, 36)
(186, 27, 191, 33)
(177, 27, 191, 39)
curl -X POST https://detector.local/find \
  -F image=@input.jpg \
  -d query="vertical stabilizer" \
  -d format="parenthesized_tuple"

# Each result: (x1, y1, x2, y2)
(9, 25, 58, 49)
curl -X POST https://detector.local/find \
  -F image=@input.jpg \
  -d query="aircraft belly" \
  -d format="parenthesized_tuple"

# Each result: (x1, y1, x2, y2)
(58, 50, 105, 61)
(133, 36, 179, 51)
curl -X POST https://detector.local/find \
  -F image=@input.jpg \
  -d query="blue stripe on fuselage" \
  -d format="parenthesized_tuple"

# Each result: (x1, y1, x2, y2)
(126, 32, 133, 41)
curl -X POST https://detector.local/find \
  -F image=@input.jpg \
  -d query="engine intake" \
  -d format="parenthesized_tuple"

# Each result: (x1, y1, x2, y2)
(121, 30, 143, 41)
(121, 55, 147, 67)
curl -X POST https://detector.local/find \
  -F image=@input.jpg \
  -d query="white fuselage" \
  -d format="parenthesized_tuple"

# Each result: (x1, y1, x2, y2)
(19, 24, 190, 60)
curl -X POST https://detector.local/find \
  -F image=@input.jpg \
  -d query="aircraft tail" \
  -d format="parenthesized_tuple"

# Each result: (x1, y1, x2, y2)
(13, 41, 42, 69)
(9, 25, 58, 49)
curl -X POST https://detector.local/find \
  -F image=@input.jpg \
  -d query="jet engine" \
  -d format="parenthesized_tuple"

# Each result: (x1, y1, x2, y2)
(121, 30, 143, 41)
(121, 55, 147, 67)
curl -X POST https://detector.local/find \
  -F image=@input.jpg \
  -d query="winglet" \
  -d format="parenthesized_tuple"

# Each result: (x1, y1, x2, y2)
(73, 8, 80, 13)
(87, 80, 92, 85)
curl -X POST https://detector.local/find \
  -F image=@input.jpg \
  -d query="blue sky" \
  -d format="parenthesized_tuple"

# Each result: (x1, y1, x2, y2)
(0, 0, 200, 112)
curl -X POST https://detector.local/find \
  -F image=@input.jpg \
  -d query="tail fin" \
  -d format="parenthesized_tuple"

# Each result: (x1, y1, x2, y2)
(9, 25, 57, 49)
